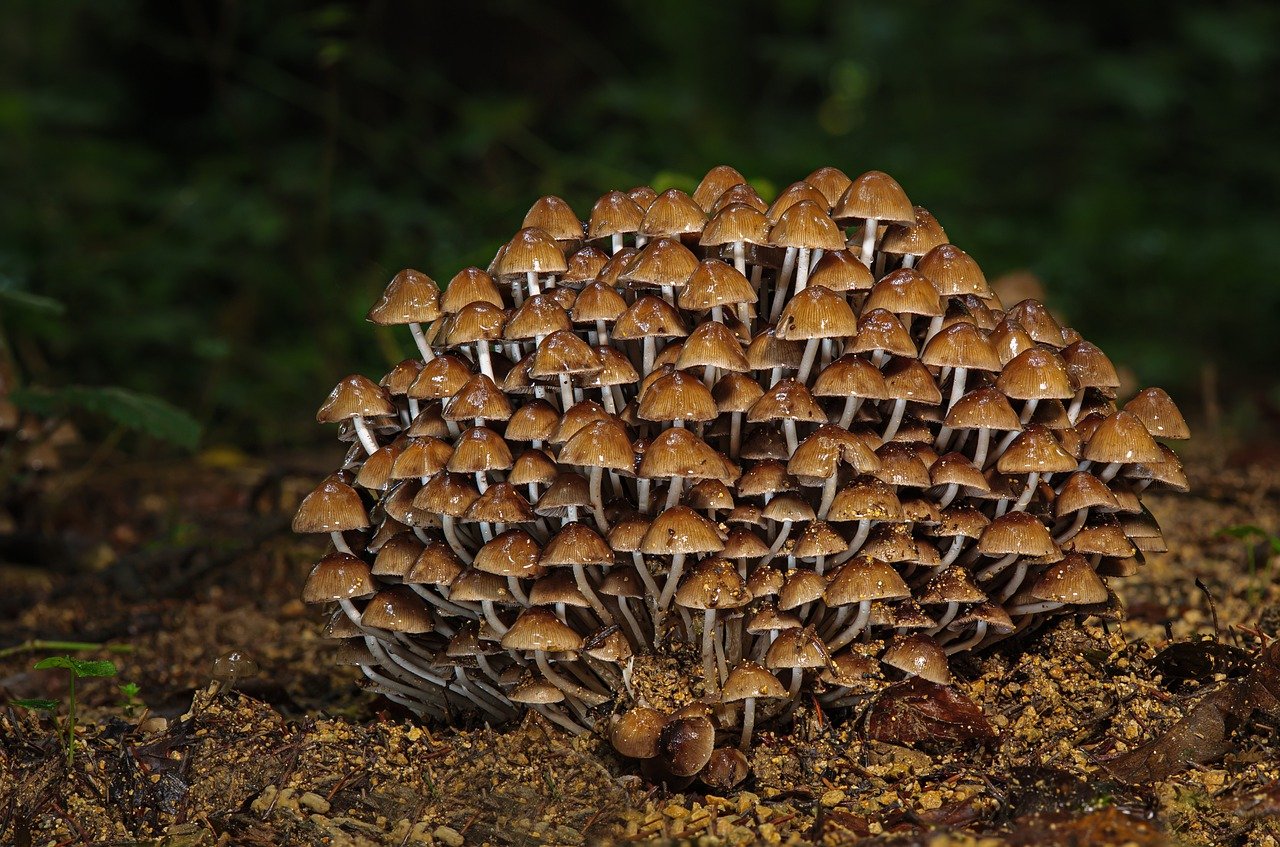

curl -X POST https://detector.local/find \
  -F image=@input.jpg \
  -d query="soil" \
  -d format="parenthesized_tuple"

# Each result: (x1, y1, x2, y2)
(1, 443, 1279, 846)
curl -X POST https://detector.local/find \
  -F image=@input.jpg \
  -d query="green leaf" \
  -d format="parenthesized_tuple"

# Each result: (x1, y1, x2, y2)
(0, 289, 66, 317)
(34, 656, 118, 677)
(9, 386, 201, 450)
(11, 698, 59, 711)
(1218, 525, 1269, 541)
(118, 682, 140, 698)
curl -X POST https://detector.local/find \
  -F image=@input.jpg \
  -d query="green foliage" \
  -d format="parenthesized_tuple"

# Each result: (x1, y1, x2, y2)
(10, 386, 201, 450)
(3, 1, 1279, 446)
(9, 654, 118, 766)
(32, 656, 120, 678)
(117, 681, 143, 717)
(1217, 525, 1280, 603)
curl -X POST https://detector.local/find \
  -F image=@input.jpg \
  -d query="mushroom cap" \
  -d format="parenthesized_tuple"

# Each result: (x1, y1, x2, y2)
(978, 511, 1058, 558)
(360, 586, 434, 633)
(1083, 411, 1164, 464)
(882, 634, 952, 685)
(721, 661, 787, 702)
(303, 553, 376, 603)
(1124, 387, 1190, 440)
(825, 555, 911, 605)
(293, 475, 370, 533)
(832, 170, 915, 225)
(639, 506, 725, 555)
(765, 625, 830, 670)
(501, 606, 584, 653)
(366, 269, 442, 325)
(1029, 553, 1109, 605)
(611, 706, 667, 758)
(675, 558, 751, 610)
(317, 375, 396, 424)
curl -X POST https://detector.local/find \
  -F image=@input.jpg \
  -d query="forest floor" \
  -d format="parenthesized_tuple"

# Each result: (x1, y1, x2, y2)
(1, 441, 1279, 847)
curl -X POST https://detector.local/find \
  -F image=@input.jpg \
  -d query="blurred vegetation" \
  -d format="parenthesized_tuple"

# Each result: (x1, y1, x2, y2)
(2, 0, 1278, 449)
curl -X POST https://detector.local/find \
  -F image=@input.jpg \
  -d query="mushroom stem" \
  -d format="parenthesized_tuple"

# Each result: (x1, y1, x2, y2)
(408, 323, 436, 363)
(533, 703, 590, 735)
(972, 428, 993, 469)
(830, 520, 871, 565)
(783, 419, 799, 455)
(729, 412, 743, 459)
(573, 563, 615, 625)
(794, 247, 812, 293)
(1098, 462, 1123, 482)
(330, 531, 352, 555)
(827, 600, 871, 651)
(617, 597, 647, 649)
(760, 520, 794, 568)
(476, 342, 495, 381)
(818, 473, 839, 520)
(558, 373, 574, 413)
(1012, 472, 1040, 512)
(769, 248, 798, 322)
(837, 396, 862, 430)
(945, 621, 988, 655)
(1019, 397, 1040, 425)
(797, 338, 820, 385)
(352, 415, 380, 456)
(610, 233, 623, 254)
(977, 552, 1018, 581)
(525, 270, 541, 297)
(702, 609, 718, 695)
(534, 650, 609, 706)
(881, 399, 907, 442)
(663, 475, 685, 511)
(859, 218, 880, 268)
(657, 552, 687, 610)
(588, 467, 611, 534)
(1054, 508, 1089, 544)
(739, 697, 757, 751)
(733, 241, 747, 276)
(642, 336, 656, 376)
(998, 561, 1030, 601)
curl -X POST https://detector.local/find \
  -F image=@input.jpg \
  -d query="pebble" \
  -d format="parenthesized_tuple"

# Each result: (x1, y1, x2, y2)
(433, 825, 464, 846)
(821, 789, 846, 806)
(299, 791, 330, 813)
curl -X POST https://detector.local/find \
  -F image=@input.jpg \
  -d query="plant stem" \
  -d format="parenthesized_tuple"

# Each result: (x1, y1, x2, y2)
(66, 670, 76, 767)
(0, 640, 133, 659)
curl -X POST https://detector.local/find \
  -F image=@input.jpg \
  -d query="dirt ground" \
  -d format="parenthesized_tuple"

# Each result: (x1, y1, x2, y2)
(1, 440, 1279, 847)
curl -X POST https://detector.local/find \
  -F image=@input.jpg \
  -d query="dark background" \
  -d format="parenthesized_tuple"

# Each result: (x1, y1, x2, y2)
(4, 0, 1278, 450)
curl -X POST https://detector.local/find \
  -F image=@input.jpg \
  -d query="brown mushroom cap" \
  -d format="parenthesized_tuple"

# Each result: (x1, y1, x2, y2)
(317, 375, 396, 424)
(882, 634, 952, 685)
(293, 475, 370, 533)
(367, 269, 442, 325)
(500, 607, 584, 653)
(611, 706, 667, 759)
(659, 715, 716, 777)
(303, 553, 376, 603)
(721, 660, 787, 703)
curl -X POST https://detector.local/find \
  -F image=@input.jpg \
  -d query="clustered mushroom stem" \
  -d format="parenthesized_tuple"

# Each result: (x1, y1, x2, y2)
(769, 248, 798, 322)
(525, 270, 541, 296)
(739, 698, 757, 751)
(733, 241, 746, 275)
(794, 248, 812, 293)
(972, 428, 993, 469)
(702, 609, 718, 694)
(330, 531, 352, 555)
(838, 396, 862, 430)
(642, 336, 656, 376)
(881, 399, 907, 442)
(657, 552, 687, 610)
(1020, 397, 1040, 425)
(828, 600, 872, 651)
(352, 415, 380, 455)
(1011, 471, 1040, 512)
(859, 218, 879, 268)
(534, 650, 608, 706)
(588, 467, 611, 534)
(573, 564, 614, 625)
(408, 322, 436, 363)
(796, 338, 820, 385)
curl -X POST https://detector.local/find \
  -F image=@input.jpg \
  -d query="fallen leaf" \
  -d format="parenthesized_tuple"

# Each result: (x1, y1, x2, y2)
(864, 677, 996, 747)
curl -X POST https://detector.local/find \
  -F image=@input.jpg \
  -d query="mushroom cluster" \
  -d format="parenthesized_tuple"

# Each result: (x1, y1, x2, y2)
(297, 166, 1189, 786)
